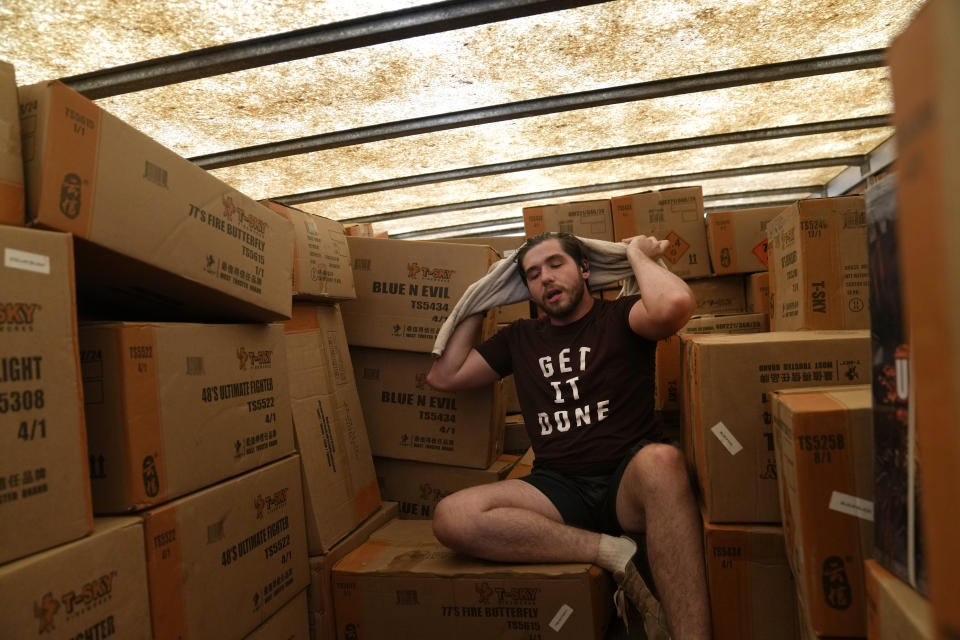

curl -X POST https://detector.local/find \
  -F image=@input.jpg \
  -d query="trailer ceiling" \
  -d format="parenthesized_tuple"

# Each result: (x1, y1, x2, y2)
(2, 0, 922, 238)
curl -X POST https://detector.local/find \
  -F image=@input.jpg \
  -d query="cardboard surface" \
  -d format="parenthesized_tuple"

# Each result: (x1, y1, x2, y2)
(766, 196, 869, 331)
(0, 226, 91, 564)
(351, 347, 504, 468)
(687, 275, 747, 315)
(503, 414, 530, 455)
(706, 206, 783, 275)
(772, 386, 874, 637)
(333, 519, 612, 640)
(19, 81, 293, 322)
(244, 589, 310, 640)
(890, 2, 960, 634)
(0, 60, 24, 226)
(745, 272, 770, 315)
(434, 235, 525, 259)
(611, 187, 710, 279)
(0, 517, 151, 639)
(261, 201, 356, 302)
(283, 303, 381, 554)
(704, 522, 798, 640)
(374, 454, 519, 519)
(342, 237, 496, 352)
(865, 559, 935, 640)
(80, 321, 294, 512)
(308, 502, 398, 640)
(682, 330, 870, 523)
(522, 199, 614, 241)
(142, 455, 309, 640)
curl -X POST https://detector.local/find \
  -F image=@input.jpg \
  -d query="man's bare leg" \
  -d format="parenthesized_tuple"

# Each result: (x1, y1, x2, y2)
(432, 479, 603, 563)
(617, 444, 711, 640)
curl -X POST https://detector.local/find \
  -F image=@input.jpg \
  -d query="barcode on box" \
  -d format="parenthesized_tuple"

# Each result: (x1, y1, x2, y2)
(396, 590, 419, 605)
(144, 160, 168, 188)
(649, 212, 665, 224)
(354, 258, 372, 271)
(558, 221, 574, 233)
(186, 357, 205, 376)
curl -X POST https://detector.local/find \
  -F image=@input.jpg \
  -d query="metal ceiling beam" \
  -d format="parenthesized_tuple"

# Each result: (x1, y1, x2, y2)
(393, 186, 826, 239)
(60, 0, 611, 99)
(275, 116, 889, 205)
(191, 48, 886, 169)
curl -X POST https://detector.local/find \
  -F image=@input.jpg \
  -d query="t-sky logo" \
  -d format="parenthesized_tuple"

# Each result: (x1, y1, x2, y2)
(33, 571, 118, 632)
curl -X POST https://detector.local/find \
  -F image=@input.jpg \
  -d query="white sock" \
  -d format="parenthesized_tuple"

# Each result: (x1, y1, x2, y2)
(596, 534, 636, 574)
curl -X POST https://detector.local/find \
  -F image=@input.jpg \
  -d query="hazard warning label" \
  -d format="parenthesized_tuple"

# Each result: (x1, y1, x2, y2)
(663, 231, 690, 264)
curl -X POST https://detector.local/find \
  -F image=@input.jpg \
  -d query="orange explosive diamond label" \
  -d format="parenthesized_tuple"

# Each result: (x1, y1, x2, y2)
(662, 231, 690, 264)
(752, 238, 769, 267)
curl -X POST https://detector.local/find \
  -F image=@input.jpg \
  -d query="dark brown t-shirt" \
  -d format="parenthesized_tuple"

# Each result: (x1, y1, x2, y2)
(477, 295, 662, 474)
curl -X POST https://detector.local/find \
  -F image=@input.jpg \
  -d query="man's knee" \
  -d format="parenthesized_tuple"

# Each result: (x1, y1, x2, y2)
(432, 493, 474, 551)
(627, 443, 689, 493)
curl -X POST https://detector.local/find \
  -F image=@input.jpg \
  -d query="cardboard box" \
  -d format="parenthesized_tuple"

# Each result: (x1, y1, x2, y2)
(504, 414, 531, 455)
(687, 275, 747, 315)
(864, 175, 926, 595)
(683, 331, 870, 523)
(705, 206, 783, 275)
(655, 313, 768, 412)
(704, 521, 798, 640)
(0, 517, 151, 639)
(745, 272, 770, 314)
(344, 223, 375, 237)
(766, 196, 869, 331)
(865, 559, 935, 640)
(496, 300, 532, 324)
(522, 199, 614, 241)
(142, 455, 309, 640)
(342, 237, 496, 352)
(375, 454, 519, 519)
(890, 3, 960, 633)
(0, 60, 24, 226)
(308, 503, 398, 640)
(283, 303, 381, 554)
(435, 235, 525, 259)
(245, 589, 310, 640)
(772, 386, 874, 637)
(351, 346, 504, 468)
(0, 226, 91, 564)
(506, 447, 535, 480)
(611, 187, 711, 279)
(261, 200, 356, 301)
(19, 81, 294, 322)
(333, 519, 613, 640)
(80, 321, 294, 513)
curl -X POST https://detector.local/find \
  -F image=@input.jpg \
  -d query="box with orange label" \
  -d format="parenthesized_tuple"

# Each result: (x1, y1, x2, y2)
(350, 346, 504, 468)
(772, 386, 874, 637)
(18, 81, 293, 322)
(687, 275, 746, 315)
(1, 226, 91, 565)
(766, 196, 869, 331)
(282, 303, 381, 554)
(522, 199, 614, 241)
(80, 321, 294, 513)
(704, 521, 799, 640)
(611, 186, 710, 279)
(332, 519, 613, 640)
(342, 237, 496, 352)
(706, 206, 783, 275)
(260, 200, 355, 301)
(0, 517, 152, 639)
(244, 590, 310, 640)
(143, 455, 309, 640)
(0, 60, 24, 226)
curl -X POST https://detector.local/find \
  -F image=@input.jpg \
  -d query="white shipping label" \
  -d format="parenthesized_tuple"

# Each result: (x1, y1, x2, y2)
(549, 604, 574, 632)
(711, 422, 743, 456)
(829, 491, 874, 522)
(4, 248, 51, 274)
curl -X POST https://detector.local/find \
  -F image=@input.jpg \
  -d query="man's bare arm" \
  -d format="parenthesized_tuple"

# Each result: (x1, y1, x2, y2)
(426, 313, 500, 391)
(623, 235, 697, 341)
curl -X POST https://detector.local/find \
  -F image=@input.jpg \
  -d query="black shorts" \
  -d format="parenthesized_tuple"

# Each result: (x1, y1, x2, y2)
(518, 440, 660, 534)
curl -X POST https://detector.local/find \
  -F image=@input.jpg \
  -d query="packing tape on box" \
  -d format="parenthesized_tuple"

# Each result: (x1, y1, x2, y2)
(710, 422, 743, 456)
(828, 491, 874, 522)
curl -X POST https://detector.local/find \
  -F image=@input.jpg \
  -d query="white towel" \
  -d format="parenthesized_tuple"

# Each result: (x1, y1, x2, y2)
(431, 237, 641, 356)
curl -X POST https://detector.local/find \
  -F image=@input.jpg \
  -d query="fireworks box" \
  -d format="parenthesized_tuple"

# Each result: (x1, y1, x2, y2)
(745, 272, 770, 314)
(611, 186, 711, 279)
(0, 226, 91, 564)
(142, 455, 309, 640)
(80, 321, 294, 512)
(243, 589, 309, 640)
(705, 206, 783, 275)
(687, 275, 747, 315)
(332, 519, 613, 640)
(19, 80, 293, 321)
(0, 60, 24, 226)
(522, 199, 615, 241)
